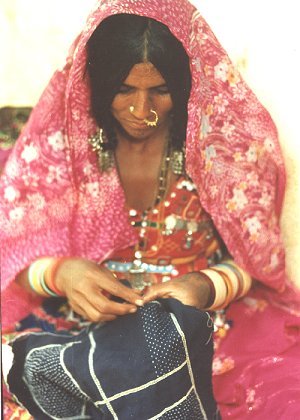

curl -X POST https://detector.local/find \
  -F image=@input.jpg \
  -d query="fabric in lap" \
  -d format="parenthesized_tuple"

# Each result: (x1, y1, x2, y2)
(8, 299, 220, 419)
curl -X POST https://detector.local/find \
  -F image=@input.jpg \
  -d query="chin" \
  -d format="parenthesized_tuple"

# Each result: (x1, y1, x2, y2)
(118, 124, 154, 141)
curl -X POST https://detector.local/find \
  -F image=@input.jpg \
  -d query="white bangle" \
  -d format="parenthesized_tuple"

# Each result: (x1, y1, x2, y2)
(224, 260, 252, 297)
(201, 268, 227, 309)
(214, 263, 239, 299)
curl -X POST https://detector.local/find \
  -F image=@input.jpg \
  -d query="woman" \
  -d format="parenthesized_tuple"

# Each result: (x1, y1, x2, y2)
(1, 0, 300, 418)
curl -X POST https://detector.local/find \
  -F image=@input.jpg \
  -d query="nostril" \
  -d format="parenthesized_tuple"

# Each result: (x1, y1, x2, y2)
(130, 94, 152, 119)
(130, 107, 151, 121)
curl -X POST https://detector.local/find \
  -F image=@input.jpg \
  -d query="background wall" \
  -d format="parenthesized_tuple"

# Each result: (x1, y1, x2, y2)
(1, 0, 299, 287)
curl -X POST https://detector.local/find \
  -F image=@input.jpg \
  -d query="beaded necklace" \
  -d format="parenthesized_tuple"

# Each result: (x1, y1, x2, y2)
(127, 140, 172, 289)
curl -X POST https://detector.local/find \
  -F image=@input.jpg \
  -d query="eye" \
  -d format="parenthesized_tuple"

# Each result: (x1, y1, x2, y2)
(153, 86, 170, 95)
(118, 85, 134, 94)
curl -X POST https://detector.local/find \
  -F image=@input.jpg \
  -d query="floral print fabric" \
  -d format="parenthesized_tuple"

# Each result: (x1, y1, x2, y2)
(1, 0, 300, 417)
(1, 0, 298, 329)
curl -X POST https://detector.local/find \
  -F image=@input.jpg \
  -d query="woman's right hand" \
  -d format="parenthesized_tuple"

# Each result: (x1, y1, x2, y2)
(55, 258, 144, 322)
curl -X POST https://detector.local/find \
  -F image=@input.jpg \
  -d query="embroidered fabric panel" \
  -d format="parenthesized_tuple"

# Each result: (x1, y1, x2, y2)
(106, 177, 223, 284)
(24, 344, 88, 418)
(8, 300, 217, 419)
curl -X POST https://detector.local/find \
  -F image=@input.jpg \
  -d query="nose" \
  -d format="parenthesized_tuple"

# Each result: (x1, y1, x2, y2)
(130, 91, 152, 120)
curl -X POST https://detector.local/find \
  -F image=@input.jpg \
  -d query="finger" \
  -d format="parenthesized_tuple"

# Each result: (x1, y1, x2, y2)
(70, 300, 117, 323)
(73, 284, 139, 317)
(142, 283, 172, 303)
(99, 275, 144, 306)
(68, 274, 141, 317)
(94, 313, 117, 322)
(69, 301, 88, 320)
(89, 292, 140, 316)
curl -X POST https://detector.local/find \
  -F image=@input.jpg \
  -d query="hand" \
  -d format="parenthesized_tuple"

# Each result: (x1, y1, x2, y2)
(55, 258, 143, 322)
(142, 272, 211, 310)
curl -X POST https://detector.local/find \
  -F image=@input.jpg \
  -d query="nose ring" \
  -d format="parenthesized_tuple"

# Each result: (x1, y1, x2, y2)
(144, 110, 159, 127)
(129, 106, 159, 127)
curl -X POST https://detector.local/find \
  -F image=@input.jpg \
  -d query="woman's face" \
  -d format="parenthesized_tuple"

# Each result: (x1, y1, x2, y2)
(111, 62, 173, 140)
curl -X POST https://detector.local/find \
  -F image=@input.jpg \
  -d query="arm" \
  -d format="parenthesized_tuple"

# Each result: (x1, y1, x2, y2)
(16, 257, 144, 322)
(142, 259, 252, 311)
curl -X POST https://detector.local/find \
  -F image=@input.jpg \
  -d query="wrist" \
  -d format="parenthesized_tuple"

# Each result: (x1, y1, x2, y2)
(45, 257, 71, 297)
(195, 272, 215, 308)
(198, 261, 252, 311)
(28, 258, 56, 297)
(186, 272, 214, 309)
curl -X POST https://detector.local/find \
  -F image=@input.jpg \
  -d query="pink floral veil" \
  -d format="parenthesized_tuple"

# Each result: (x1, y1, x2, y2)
(1, 0, 298, 328)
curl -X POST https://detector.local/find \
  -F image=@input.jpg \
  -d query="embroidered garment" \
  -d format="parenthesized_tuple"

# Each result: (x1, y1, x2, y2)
(7, 299, 219, 419)
(106, 176, 223, 286)
(1, 0, 300, 418)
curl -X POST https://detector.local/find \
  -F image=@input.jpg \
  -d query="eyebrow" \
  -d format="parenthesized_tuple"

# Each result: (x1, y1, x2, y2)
(121, 83, 168, 89)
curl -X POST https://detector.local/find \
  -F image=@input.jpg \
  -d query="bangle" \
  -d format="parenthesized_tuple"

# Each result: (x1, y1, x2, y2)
(44, 257, 70, 297)
(210, 268, 235, 309)
(28, 258, 55, 297)
(201, 269, 227, 310)
(219, 261, 244, 298)
(40, 275, 59, 297)
(214, 264, 239, 299)
(223, 260, 252, 298)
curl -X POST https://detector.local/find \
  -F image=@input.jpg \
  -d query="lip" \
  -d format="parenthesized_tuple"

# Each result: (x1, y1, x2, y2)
(126, 121, 148, 129)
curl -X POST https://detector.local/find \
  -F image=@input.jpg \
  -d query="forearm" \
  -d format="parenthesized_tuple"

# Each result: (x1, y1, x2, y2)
(16, 265, 31, 292)
(15, 257, 65, 298)
(198, 259, 252, 311)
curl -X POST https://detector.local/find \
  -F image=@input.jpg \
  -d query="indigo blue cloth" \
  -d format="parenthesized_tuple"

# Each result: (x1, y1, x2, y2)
(8, 299, 220, 419)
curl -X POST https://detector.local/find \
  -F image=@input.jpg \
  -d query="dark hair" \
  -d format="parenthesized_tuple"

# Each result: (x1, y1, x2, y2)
(87, 14, 191, 150)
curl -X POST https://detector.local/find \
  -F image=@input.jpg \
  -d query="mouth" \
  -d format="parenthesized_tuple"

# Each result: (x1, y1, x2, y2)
(126, 121, 149, 129)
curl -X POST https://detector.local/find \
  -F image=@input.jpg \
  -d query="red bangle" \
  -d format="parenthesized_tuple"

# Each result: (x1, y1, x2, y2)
(44, 257, 71, 297)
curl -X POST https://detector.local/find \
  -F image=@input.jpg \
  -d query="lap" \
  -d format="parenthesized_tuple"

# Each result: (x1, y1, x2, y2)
(4, 298, 219, 419)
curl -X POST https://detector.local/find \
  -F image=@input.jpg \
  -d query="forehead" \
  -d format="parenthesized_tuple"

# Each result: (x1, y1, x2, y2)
(124, 62, 166, 87)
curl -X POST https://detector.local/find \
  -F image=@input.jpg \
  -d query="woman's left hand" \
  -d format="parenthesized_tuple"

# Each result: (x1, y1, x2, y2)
(142, 272, 211, 310)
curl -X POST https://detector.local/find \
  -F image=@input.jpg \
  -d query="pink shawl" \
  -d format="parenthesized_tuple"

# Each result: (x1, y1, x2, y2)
(1, 0, 298, 328)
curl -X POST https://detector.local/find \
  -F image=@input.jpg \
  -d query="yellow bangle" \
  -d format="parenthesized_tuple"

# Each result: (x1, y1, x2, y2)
(210, 268, 235, 309)
(214, 264, 239, 299)
(28, 258, 55, 297)
(201, 269, 227, 310)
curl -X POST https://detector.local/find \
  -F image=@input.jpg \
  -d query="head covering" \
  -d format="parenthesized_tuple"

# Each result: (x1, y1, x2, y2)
(1, 0, 298, 328)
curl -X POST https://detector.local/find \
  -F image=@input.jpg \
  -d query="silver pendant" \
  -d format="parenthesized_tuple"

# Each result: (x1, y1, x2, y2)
(164, 214, 177, 235)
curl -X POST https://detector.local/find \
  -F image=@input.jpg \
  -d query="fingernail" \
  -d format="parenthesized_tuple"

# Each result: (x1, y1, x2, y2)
(135, 299, 144, 306)
(130, 307, 137, 313)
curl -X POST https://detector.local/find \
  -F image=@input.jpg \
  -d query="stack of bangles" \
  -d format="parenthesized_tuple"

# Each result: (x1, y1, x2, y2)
(28, 258, 251, 309)
(200, 260, 252, 311)
(28, 257, 67, 297)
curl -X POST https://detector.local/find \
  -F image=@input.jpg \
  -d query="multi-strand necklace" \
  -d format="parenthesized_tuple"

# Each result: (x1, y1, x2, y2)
(128, 140, 172, 289)
(91, 130, 185, 289)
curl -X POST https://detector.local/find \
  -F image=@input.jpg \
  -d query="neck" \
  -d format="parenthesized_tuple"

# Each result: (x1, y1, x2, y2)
(114, 123, 171, 155)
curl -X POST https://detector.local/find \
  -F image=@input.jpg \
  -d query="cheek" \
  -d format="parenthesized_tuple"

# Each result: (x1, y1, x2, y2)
(111, 96, 129, 115)
(159, 97, 173, 115)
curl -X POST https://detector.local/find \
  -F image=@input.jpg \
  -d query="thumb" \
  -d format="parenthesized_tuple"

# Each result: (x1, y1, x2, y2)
(142, 283, 172, 303)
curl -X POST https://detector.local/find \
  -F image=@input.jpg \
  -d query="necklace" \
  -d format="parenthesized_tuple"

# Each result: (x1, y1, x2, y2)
(128, 140, 172, 289)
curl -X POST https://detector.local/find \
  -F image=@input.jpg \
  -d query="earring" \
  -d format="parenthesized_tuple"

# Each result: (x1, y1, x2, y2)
(144, 109, 159, 127)
(129, 105, 134, 113)
(171, 149, 185, 175)
(88, 128, 114, 172)
(170, 134, 186, 175)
